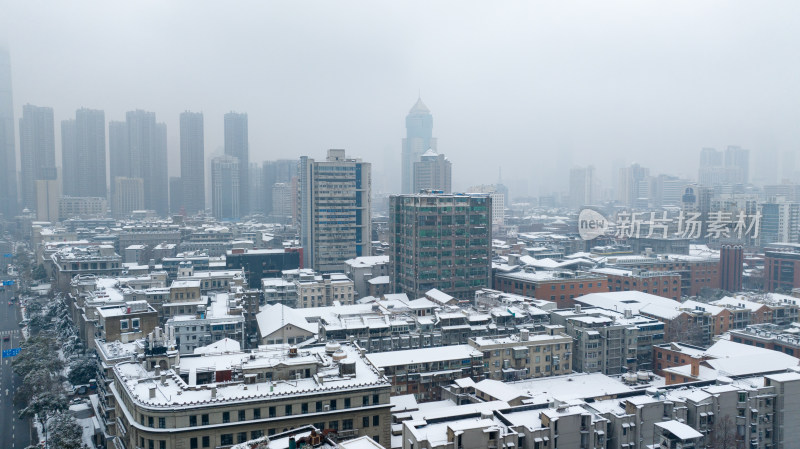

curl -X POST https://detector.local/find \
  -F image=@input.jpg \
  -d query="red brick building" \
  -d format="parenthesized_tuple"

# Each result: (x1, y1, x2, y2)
(719, 245, 743, 292)
(493, 270, 607, 308)
(591, 267, 681, 300)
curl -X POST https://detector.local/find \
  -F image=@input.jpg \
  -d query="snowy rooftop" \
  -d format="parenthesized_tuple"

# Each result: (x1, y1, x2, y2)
(113, 344, 388, 409)
(474, 372, 634, 405)
(366, 345, 481, 368)
(345, 255, 390, 268)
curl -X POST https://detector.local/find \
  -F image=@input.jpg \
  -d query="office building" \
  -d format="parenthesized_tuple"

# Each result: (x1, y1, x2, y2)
(725, 145, 750, 184)
(698, 146, 750, 186)
(112, 177, 144, 218)
(467, 184, 506, 227)
(62, 108, 106, 198)
(225, 248, 302, 289)
(401, 97, 437, 193)
(248, 163, 264, 214)
(19, 104, 57, 210)
(298, 149, 371, 272)
(211, 154, 240, 220)
(0, 47, 18, 217)
(413, 149, 451, 193)
(390, 192, 491, 300)
(179, 111, 205, 214)
(224, 112, 249, 216)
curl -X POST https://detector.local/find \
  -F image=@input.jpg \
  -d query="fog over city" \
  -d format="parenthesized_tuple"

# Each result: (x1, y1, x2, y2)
(3, 1, 799, 196)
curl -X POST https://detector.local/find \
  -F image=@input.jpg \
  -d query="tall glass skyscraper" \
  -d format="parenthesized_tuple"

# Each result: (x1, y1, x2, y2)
(401, 97, 436, 193)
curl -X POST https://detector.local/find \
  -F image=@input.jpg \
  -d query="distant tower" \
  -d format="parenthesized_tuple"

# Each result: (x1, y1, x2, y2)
(62, 108, 106, 198)
(0, 48, 18, 217)
(211, 155, 240, 220)
(401, 97, 436, 193)
(224, 112, 249, 216)
(19, 104, 57, 210)
(719, 245, 743, 292)
(179, 111, 205, 214)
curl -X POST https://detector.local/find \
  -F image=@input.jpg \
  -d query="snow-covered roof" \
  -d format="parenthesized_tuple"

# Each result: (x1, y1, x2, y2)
(655, 420, 703, 440)
(366, 345, 481, 368)
(256, 303, 318, 338)
(193, 338, 241, 355)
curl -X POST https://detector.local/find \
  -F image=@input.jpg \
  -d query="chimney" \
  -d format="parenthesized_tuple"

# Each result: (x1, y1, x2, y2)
(148, 386, 156, 399)
(574, 304, 581, 314)
(690, 359, 700, 378)
(211, 386, 217, 399)
(624, 309, 633, 319)
(154, 366, 161, 377)
(160, 373, 167, 385)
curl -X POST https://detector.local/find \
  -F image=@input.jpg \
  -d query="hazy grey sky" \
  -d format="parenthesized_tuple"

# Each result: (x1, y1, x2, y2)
(2, 1, 799, 196)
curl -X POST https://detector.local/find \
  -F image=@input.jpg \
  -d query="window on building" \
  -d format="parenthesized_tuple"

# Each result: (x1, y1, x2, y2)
(190, 437, 198, 449)
(201, 414, 209, 426)
(345, 397, 351, 408)
(286, 405, 293, 415)
(221, 434, 233, 445)
(253, 408, 261, 419)
(343, 419, 354, 430)
(202, 436, 210, 448)
(269, 406, 276, 418)
(363, 416, 370, 428)
(239, 410, 246, 421)
(373, 415, 380, 426)
(223, 412, 230, 423)
(302, 403, 308, 414)
(238, 432, 248, 443)
(158, 417, 165, 428)
(189, 415, 197, 427)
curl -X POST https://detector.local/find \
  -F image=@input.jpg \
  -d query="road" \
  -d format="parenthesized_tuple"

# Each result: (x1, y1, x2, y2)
(0, 280, 31, 449)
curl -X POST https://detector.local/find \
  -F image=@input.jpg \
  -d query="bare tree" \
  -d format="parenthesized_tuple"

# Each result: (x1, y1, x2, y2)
(708, 415, 742, 449)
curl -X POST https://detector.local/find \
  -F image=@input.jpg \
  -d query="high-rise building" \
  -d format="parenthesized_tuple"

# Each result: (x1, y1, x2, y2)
(211, 154, 240, 220)
(112, 110, 168, 215)
(112, 177, 144, 218)
(298, 149, 371, 272)
(569, 165, 596, 208)
(179, 111, 205, 214)
(248, 163, 264, 215)
(19, 104, 57, 210)
(35, 177, 60, 222)
(108, 120, 127, 198)
(617, 163, 650, 207)
(413, 149, 451, 193)
(401, 98, 436, 193)
(224, 112, 249, 216)
(467, 184, 505, 227)
(390, 192, 492, 300)
(262, 159, 296, 214)
(62, 108, 106, 198)
(271, 182, 292, 219)
(725, 145, 750, 184)
(0, 47, 18, 218)
(719, 245, 743, 292)
(760, 197, 800, 245)
(169, 176, 183, 215)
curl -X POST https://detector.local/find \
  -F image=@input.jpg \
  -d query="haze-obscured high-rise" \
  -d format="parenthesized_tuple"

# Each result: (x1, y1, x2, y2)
(19, 104, 57, 210)
(109, 110, 169, 216)
(211, 154, 240, 220)
(179, 111, 205, 215)
(401, 98, 436, 193)
(0, 48, 18, 217)
(62, 108, 106, 198)
(224, 112, 249, 216)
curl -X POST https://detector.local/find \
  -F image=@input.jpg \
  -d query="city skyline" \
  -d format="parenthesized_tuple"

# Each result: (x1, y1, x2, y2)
(2, 2, 800, 198)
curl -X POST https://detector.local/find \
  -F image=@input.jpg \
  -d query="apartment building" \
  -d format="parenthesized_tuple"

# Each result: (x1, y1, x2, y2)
(493, 269, 607, 308)
(468, 328, 572, 381)
(111, 344, 392, 449)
